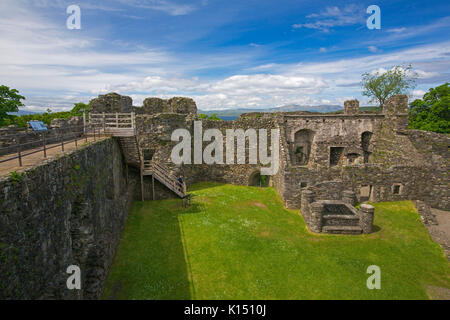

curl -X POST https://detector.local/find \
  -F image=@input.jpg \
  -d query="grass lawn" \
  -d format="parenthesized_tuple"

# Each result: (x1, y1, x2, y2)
(103, 182, 449, 300)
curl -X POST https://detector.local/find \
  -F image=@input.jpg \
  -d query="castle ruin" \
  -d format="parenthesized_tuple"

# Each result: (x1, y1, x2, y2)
(90, 92, 449, 235)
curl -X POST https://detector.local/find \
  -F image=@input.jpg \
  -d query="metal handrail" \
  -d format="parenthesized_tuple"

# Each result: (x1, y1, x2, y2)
(0, 123, 102, 167)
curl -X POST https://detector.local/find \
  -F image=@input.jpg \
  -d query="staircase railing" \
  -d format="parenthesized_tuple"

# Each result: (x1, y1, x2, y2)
(89, 112, 134, 128)
(151, 162, 186, 198)
(87, 112, 185, 199)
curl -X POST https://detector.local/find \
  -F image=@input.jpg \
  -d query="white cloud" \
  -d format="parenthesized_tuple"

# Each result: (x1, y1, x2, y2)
(387, 27, 407, 33)
(114, 0, 197, 16)
(368, 46, 379, 53)
(1, 1, 449, 113)
(293, 5, 364, 32)
(206, 74, 327, 95)
(411, 90, 426, 100)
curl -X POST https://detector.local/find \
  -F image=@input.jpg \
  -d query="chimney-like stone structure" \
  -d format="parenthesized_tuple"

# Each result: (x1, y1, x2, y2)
(382, 94, 408, 115)
(382, 94, 409, 132)
(344, 99, 359, 114)
(359, 204, 375, 234)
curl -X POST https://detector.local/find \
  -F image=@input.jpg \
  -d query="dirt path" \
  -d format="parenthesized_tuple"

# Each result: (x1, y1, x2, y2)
(424, 208, 450, 300)
(0, 136, 108, 178)
(428, 208, 450, 260)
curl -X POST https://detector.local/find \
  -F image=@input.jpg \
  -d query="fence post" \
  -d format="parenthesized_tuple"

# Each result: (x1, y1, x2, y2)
(61, 129, 64, 152)
(94, 126, 96, 141)
(17, 143, 22, 167)
(116, 112, 119, 128)
(102, 112, 106, 134)
(43, 131, 47, 158)
(83, 112, 86, 135)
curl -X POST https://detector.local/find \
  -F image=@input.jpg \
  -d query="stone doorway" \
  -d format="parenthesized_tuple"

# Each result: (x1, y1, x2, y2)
(360, 185, 374, 202)
(249, 171, 270, 187)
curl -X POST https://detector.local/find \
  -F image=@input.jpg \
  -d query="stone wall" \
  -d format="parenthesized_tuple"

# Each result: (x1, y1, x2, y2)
(88, 93, 449, 211)
(134, 111, 280, 199)
(300, 189, 375, 235)
(90, 93, 133, 113)
(0, 138, 135, 299)
(137, 97, 197, 115)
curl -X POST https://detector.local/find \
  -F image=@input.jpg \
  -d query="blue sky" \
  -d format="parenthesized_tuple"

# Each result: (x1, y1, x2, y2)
(0, 0, 449, 112)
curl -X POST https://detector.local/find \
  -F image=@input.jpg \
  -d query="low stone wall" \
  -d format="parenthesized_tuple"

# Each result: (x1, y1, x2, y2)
(300, 189, 375, 235)
(0, 138, 135, 299)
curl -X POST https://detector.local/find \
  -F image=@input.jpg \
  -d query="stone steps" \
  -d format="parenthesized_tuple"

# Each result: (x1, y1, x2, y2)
(322, 225, 363, 235)
(323, 214, 360, 227)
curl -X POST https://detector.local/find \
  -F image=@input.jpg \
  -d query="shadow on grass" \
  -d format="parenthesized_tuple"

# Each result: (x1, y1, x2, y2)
(372, 225, 382, 233)
(104, 199, 196, 300)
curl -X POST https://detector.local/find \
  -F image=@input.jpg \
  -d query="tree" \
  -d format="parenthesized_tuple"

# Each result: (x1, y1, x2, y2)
(361, 65, 417, 107)
(408, 83, 449, 133)
(0, 85, 25, 125)
(71, 102, 90, 115)
(0, 100, 90, 128)
(198, 113, 222, 121)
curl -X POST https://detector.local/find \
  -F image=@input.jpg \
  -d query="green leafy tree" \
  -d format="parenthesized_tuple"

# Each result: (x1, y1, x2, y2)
(0, 85, 25, 125)
(408, 83, 449, 133)
(207, 113, 222, 121)
(1, 100, 90, 128)
(71, 102, 90, 115)
(362, 65, 417, 107)
(198, 113, 222, 121)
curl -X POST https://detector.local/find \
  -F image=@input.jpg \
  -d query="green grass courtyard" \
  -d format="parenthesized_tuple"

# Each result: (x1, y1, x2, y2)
(103, 182, 449, 300)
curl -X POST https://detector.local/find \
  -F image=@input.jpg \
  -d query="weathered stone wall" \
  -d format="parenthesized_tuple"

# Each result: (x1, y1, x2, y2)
(0, 138, 135, 299)
(278, 96, 449, 211)
(407, 130, 449, 209)
(90, 93, 133, 113)
(137, 97, 197, 115)
(134, 111, 280, 199)
(300, 191, 375, 235)
(89, 93, 448, 211)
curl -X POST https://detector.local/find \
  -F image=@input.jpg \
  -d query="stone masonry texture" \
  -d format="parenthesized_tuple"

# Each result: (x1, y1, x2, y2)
(0, 138, 135, 299)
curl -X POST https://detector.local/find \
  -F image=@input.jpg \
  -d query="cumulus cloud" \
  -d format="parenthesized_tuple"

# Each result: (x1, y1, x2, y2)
(411, 90, 426, 100)
(1, 1, 449, 112)
(206, 74, 327, 96)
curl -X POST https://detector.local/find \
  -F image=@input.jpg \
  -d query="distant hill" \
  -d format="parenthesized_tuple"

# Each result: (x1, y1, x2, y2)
(198, 104, 342, 119)
(8, 110, 39, 116)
